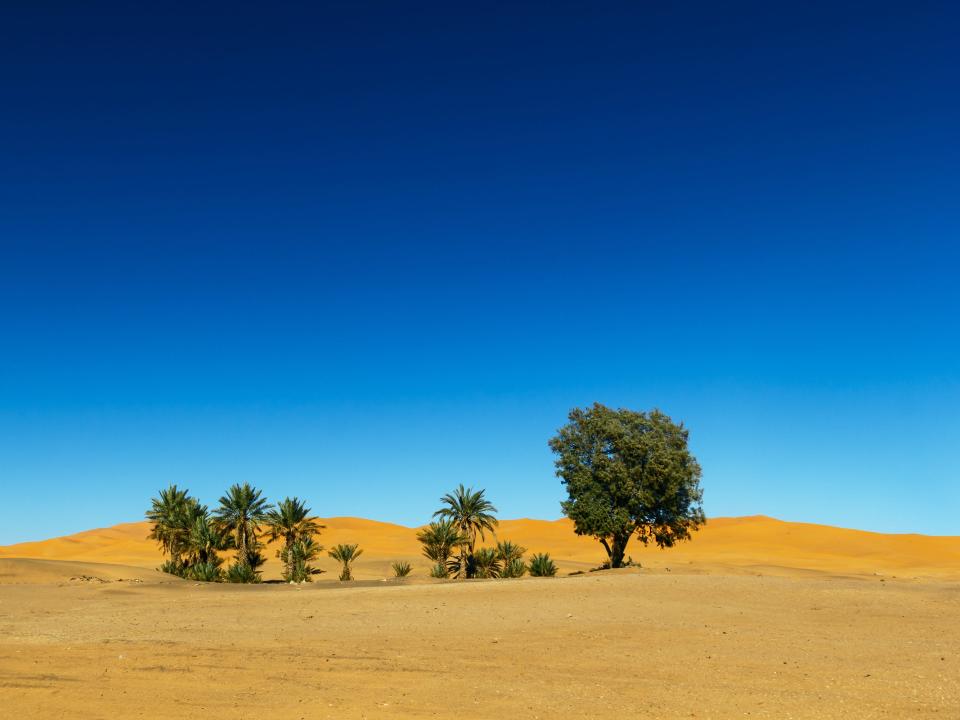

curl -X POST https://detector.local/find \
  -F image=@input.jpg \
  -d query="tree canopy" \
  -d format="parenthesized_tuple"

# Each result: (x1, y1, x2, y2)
(549, 403, 705, 568)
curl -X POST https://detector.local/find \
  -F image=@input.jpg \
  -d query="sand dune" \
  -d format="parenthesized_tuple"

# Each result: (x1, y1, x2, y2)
(1, 515, 958, 581)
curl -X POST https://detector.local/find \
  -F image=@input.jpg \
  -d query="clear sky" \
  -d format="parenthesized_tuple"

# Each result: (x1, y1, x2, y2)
(1, 2, 957, 544)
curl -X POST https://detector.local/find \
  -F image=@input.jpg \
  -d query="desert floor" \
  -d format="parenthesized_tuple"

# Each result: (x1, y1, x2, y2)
(1, 556, 958, 719)
(2, 516, 959, 718)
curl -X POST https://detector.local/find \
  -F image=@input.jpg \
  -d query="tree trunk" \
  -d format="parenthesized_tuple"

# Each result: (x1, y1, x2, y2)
(610, 533, 629, 568)
(600, 533, 630, 568)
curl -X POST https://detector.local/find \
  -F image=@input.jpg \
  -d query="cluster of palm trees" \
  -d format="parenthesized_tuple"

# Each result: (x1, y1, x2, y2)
(148, 482, 558, 583)
(417, 484, 557, 578)
(147, 483, 325, 583)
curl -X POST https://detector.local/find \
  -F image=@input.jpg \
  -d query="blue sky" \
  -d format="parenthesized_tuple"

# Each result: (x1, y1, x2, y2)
(1, 2, 958, 543)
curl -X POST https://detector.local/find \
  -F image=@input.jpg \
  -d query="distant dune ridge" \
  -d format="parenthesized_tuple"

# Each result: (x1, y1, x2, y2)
(2, 515, 958, 581)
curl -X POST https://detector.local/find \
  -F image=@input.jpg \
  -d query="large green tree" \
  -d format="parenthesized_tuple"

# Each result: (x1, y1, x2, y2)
(549, 403, 705, 568)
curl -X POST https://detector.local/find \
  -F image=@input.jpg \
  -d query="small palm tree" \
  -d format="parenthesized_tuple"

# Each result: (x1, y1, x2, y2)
(496, 540, 526, 578)
(147, 485, 203, 572)
(265, 497, 324, 582)
(433, 485, 498, 578)
(328, 543, 363, 581)
(391, 561, 412, 578)
(288, 536, 324, 582)
(528, 553, 558, 577)
(183, 513, 231, 581)
(214, 483, 272, 579)
(472, 547, 502, 579)
(416, 519, 467, 578)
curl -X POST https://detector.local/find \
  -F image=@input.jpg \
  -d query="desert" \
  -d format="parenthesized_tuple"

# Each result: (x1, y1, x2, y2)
(5, 2, 958, 718)
(2, 516, 958, 719)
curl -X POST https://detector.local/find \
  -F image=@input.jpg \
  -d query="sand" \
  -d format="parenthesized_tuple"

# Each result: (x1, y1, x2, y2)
(3, 515, 959, 580)
(1, 517, 958, 718)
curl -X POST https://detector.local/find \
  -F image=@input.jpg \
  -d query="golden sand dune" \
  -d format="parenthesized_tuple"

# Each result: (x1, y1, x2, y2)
(1, 515, 958, 581)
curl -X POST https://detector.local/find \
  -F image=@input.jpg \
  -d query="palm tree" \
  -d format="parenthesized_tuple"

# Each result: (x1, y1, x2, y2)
(183, 513, 231, 581)
(433, 484, 498, 578)
(416, 519, 466, 578)
(496, 540, 527, 578)
(214, 483, 272, 578)
(265, 497, 324, 581)
(288, 536, 324, 582)
(147, 485, 205, 574)
(328, 543, 363, 581)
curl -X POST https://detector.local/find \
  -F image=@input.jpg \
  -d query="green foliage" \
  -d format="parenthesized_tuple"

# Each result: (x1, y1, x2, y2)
(472, 547, 502, 578)
(391, 561, 413, 578)
(265, 497, 324, 582)
(433, 485, 498, 578)
(147, 485, 206, 566)
(496, 540, 526, 577)
(213, 483, 272, 572)
(328, 543, 363, 581)
(417, 519, 467, 570)
(158, 558, 187, 578)
(185, 514, 231, 568)
(225, 560, 261, 584)
(503, 557, 527, 578)
(549, 403, 705, 568)
(148, 486, 230, 581)
(288, 536, 325, 583)
(528, 553, 557, 577)
(186, 561, 223, 582)
(429, 562, 449, 578)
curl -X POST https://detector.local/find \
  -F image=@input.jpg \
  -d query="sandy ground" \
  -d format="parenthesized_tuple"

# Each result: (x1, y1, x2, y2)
(0, 558, 958, 719)
(2, 518, 958, 718)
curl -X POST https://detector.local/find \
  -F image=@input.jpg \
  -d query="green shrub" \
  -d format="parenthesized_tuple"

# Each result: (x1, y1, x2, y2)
(502, 557, 527, 578)
(528, 553, 558, 577)
(429, 562, 448, 578)
(186, 561, 223, 582)
(496, 540, 526, 577)
(391, 561, 413, 578)
(158, 559, 187, 578)
(472, 548, 502, 578)
(226, 561, 261, 584)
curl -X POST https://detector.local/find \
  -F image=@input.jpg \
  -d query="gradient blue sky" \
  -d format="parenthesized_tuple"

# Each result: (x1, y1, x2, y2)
(1, 2, 958, 543)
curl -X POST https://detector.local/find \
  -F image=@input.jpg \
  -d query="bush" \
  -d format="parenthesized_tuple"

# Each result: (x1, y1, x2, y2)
(472, 548, 502, 578)
(158, 559, 187, 578)
(186, 562, 223, 582)
(392, 561, 412, 578)
(502, 557, 527, 578)
(429, 562, 448, 578)
(226, 561, 261, 584)
(528, 553, 558, 577)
